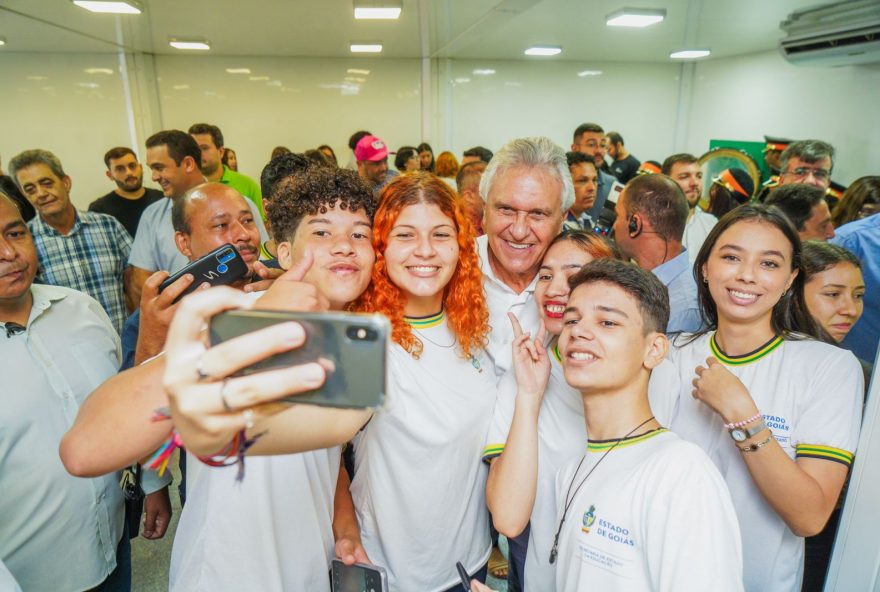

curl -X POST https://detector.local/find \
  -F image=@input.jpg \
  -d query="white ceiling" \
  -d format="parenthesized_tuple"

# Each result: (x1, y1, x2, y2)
(0, 0, 843, 62)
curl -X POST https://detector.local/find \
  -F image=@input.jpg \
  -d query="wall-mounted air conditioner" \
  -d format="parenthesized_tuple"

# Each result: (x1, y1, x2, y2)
(779, 0, 880, 67)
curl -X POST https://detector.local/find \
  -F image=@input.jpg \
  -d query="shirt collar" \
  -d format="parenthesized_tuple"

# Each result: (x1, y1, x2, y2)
(652, 248, 691, 285)
(33, 209, 84, 236)
(27, 284, 69, 327)
(477, 234, 539, 295)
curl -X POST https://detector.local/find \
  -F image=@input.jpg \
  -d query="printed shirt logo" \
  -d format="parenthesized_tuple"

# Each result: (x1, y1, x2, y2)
(582, 505, 597, 533)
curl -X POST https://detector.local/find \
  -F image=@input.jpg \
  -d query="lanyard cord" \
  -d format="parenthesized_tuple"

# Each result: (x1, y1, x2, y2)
(549, 415, 656, 564)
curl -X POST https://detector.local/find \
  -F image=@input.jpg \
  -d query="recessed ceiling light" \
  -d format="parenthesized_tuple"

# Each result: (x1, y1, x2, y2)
(605, 8, 665, 28)
(670, 49, 711, 59)
(76, 82, 100, 89)
(472, 69, 496, 75)
(347, 68, 371, 75)
(26, 75, 48, 81)
(72, 0, 142, 14)
(345, 76, 366, 82)
(169, 38, 211, 51)
(0, 37, 6, 47)
(173, 84, 190, 90)
(454, 77, 471, 84)
(525, 46, 562, 56)
(249, 76, 270, 81)
(577, 70, 603, 77)
(84, 68, 114, 75)
(350, 43, 383, 53)
(354, 7, 401, 19)
(225, 68, 251, 74)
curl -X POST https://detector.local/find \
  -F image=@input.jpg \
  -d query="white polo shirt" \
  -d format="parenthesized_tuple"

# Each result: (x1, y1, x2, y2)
(655, 333, 863, 592)
(483, 343, 681, 592)
(352, 312, 497, 592)
(554, 429, 744, 592)
(477, 234, 541, 380)
(682, 207, 718, 263)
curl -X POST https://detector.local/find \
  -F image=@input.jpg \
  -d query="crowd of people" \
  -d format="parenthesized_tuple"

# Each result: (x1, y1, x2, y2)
(0, 120, 877, 592)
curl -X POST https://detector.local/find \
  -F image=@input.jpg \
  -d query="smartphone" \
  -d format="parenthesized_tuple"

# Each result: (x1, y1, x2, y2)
(159, 243, 249, 302)
(330, 559, 389, 592)
(209, 309, 388, 409)
(456, 561, 471, 591)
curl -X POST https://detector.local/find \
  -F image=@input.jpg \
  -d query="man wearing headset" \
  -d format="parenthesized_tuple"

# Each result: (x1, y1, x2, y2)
(612, 174, 702, 333)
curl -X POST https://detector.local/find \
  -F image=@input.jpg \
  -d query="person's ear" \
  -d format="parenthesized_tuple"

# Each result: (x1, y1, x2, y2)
(62, 176, 73, 194)
(784, 268, 799, 293)
(175, 231, 193, 259)
(105, 170, 113, 181)
(277, 241, 293, 270)
(643, 332, 668, 370)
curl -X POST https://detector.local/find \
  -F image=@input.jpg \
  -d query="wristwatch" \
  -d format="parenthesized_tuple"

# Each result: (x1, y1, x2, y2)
(729, 418, 768, 442)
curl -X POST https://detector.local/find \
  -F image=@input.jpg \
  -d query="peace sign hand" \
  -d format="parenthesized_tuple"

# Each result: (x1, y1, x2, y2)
(509, 312, 551, 404)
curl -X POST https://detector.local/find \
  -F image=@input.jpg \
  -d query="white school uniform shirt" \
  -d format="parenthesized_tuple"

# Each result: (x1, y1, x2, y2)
(554, 429, 744, 592)
(483, 343, 680, 592)
(653, 333, 863, 592)
(351, 312, 497, 592)
(682, 207, 718, 263)
(170, 447, 341, 592)
(477, 234, 541, 380)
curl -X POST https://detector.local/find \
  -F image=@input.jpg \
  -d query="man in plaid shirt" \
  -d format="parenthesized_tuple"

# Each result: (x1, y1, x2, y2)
(9, 149, 132, 334)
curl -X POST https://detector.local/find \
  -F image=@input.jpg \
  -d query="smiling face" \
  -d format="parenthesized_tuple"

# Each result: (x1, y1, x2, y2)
(278, 205, 375, 310)
(804, 262, 865, 343)
(701, 220, 798, 329)
(0, 197, 37, 311)
(559, 281, 662, 394)
(146, 144, 199, 198)
(535, 240, 599, 335)
(384, 202, 459, 317)
(484, 166, 563, 289)
(15, 163, 73, 221)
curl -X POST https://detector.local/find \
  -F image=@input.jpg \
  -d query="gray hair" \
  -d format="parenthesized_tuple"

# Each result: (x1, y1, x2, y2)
(780, 140, 835, 173)
(480, 137, 575, 213)
(8, 149, 67, 189)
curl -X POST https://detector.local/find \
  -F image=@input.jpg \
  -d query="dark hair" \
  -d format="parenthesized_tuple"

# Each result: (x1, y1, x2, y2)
(832, 176, 880, 227)
(661, 153, 698, 176)
(565, 151, 597, 169)
(260, 152, 313, 200)
(548, 229, 620, 260)
(708, 185, 741, 219)
(221, 147, 236, 169)
(802, 240, 862, 279)
(267, 166, 375, 244)
(568, 258, 670, 334)
(145, 130, 201, 166)
(621, 174, 689, 241)
(417, 142, 434, 171)
(394, 146, 418, 171)
(606, 132, 624, 147)
(304, 149, 333, 168)
(463, 146, 493, 164)
(317, 145, 338, 166)
(573, 123, 604, 141)
(456, 161, 487, 193)
(780, 140, 835, 173)
(349, 131, 372, 151)
(8, 149, 67, 186)
(103, 146, 136, 169)
(765, 183, 827, 231)
(271, 146, 292, 160)
(188, 123, 224, 148)
(692, 204, 820, 339)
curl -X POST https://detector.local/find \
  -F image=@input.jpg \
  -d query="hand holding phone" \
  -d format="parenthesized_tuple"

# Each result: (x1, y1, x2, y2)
(159, 243, 249, 303)
(331, 559, 388, 592)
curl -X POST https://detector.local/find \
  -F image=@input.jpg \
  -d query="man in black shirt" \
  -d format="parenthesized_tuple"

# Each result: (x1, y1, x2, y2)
(89, 147, 162, 237)
(605, 131, 641, 184)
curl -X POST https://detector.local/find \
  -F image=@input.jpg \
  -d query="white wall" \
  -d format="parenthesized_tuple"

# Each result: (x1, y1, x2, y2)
(688, 49, 880, 185)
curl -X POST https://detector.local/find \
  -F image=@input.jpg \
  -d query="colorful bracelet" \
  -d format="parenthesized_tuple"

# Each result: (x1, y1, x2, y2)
(196, 429, 266, 481)
(724, 412, 762, 431)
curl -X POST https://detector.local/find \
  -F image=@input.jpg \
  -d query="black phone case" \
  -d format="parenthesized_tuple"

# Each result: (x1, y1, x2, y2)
(159, 243, 249, 302)
(209, 310, 388, 409)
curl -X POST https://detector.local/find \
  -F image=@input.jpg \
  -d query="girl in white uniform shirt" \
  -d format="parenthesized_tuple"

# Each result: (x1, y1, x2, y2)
(653, 205, 863, 592)
(336, 172, 497, 591)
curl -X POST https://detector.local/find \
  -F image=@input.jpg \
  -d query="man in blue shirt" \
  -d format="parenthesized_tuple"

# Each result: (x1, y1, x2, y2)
(611, 174, 702, 333)
(831, 214, 880, 364)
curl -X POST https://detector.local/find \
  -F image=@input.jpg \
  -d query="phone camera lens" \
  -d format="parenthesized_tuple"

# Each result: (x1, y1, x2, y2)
(217, 264, 229, 274)
(346, 326, 377, 341)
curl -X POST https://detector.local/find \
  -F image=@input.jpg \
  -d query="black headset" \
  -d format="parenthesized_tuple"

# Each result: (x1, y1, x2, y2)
(628, 214, 641, 237)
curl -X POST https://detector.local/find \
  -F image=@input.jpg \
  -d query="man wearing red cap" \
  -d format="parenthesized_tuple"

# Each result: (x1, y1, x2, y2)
(355, 134, 398, 198)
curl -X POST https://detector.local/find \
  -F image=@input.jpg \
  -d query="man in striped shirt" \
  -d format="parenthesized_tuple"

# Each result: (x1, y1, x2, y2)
(9, 149, 132, 334)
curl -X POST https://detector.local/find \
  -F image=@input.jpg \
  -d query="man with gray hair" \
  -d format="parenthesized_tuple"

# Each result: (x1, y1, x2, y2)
(8, 149, 133, 333)
(759, 139, 836, 202)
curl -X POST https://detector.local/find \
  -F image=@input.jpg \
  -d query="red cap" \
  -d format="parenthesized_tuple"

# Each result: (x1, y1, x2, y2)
(354, 135, 388, 161)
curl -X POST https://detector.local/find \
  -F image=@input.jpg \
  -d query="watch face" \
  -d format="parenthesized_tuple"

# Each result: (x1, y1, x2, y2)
(731, 428, 747, 442)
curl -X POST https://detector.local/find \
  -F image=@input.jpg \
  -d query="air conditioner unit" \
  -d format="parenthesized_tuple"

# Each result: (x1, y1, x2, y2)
(779, 0, 880, 67)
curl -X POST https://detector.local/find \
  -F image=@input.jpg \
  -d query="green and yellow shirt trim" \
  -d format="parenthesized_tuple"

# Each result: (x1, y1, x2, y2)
(588, 428, 668, 452)
(710, 333, 783, 366)
(404, 310, 444, 329)
(482, 444, 506, 464)
(796, 444, 854, 467)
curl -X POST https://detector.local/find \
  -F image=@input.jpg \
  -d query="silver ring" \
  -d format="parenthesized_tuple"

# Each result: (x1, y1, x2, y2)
(196, 356, 212, 382)
(242, 408, 255, 430)
(219, 379, 232, 412)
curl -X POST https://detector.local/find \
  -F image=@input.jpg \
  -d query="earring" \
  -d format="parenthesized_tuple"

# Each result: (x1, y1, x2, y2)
(703, 277, 708, 284)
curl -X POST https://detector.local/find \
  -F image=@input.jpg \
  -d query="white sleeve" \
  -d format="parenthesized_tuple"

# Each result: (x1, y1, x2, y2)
(482, 370, 517, 462)
(0, 559, 22, 592)
(794, 345, 864, 466)
(646, 444, 744, 592)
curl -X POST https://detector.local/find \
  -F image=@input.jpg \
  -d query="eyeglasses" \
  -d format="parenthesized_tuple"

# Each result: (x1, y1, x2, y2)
(785, 167, 830, 181)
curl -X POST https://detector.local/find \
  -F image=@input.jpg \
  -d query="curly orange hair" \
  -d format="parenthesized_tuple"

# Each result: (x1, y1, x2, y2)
(434, 151, 460, 178)
(354, 172, 489, 359)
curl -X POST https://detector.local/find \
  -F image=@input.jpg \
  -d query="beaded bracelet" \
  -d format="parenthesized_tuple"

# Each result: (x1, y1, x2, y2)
(724, 412, 762, 431)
